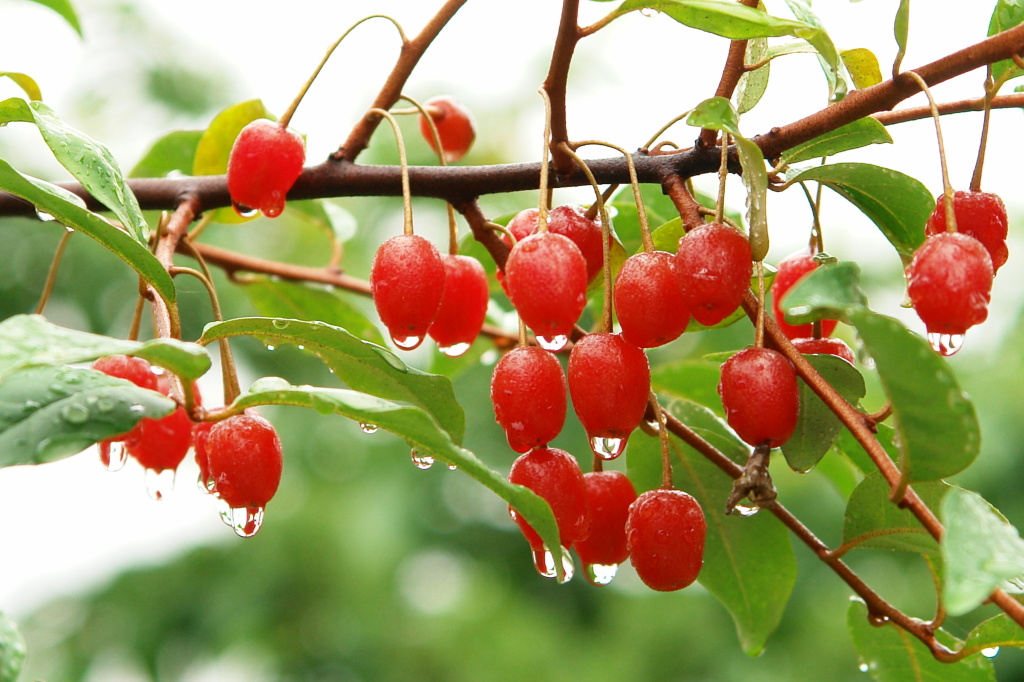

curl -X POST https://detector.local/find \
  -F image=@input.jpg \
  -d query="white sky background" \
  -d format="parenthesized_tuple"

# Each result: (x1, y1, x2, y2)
(0, 0, 1021, 621)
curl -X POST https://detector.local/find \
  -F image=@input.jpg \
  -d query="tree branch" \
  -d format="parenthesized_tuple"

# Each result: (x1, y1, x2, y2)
(543, 0, 582, 176)
(698, 0, 759, 149)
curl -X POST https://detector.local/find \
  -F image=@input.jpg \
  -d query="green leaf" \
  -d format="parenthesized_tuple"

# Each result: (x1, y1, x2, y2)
(842, 472, 948, 555)
(0, 315, 211, 382)
(0, 610, 26, 682)
(842, 48, 883, 89)
(244, 278, 385, 347)
(780, 260, 869, 324)
(630, 400, 796, 655)
(848, 599, 995, 681)
(651, 359, 724, 417)
(849, 309, 981, 482)
(989, 0, 1024, 83)
(288, 199, 358, 244)
(782, 117, 892, 165)
(781, 353, 866, 472)
(835, 422, 898, 476)
(647, 218, 685, 253)
(736, 34, 769, 114)
(0, 365, 175, 468)
(234, 377, 565, 580)
(0, 72, 42, 101)
(199, 318, 465, 444)
(130, 130, 203, 178)
(619, 0, 810, 40)
(785, 163, 932, 262)
(0, 160, 176, 304)
(783, 0, 847, 101)
(964, 615, 1024, 657)
(892, 0, 910, 77)
(23, 0, 83, 36)
(941, 488, 1024, 616)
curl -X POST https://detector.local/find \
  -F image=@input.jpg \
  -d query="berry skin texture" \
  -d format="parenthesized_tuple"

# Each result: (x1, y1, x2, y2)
(906, 232, 993, 337)
(925, 191, 1008, 273)
(491, 346, 567, 453)
(418, 95, 476, 163)
(127, 371, 200, 473)
(370, 234, 447, 350)
(792, 337, 856, 365)
(718, 347, 800, 448)
(676, 222, 753, 327)
(207, 411, 283, 509)
(427, 254, 490, 356)
(626, 488, 706, 592)
(508, 447, 592, 551)
(226, 119, 305, 218)
(504, 232, 588, 342)
(568, 333, 651, 459)
(91, 355, 159, 467)
(771, 250, 838, 340)
(614, 250, 690, 348)
(574, 471, 638, 570)
(192, 420, 215, 492)
(506, 205, 607, 283)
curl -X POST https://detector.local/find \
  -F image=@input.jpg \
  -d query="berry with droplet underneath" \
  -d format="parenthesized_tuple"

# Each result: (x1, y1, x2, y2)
(207, 410, 283, 509)
(906, 231, 993, 338)
(370, 234, 446, 350)
(127, 371, 199, 473)
(226, 119, 305, 218)
(428, 254, 490, 356)
(504, 232, 588, 343)
(91, 355, 159, 468)
(771, 249, 838, 339)
(718, 347, 799, 448)
(626, 488, 706, 592)
(925, 190, 1008, 273)
(614, 250, 690, 348)
(491, 346, 567, 453)
(418, 95, 476, 163)
(574, 471, 638, 572)
(508, 446, 591, 551)
(676, 222, 753, 326)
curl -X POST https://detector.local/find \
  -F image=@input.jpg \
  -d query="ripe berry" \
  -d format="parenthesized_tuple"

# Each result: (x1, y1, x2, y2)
(508, 446, 591, 552)
(491, 346, 567, 453)
(676, 222, 753, 326)
(771, 249, 838, 340)
(127, 371, 199, 476)
(626, 488, 706, 592)
(418, 95, 476, 163)
(226, 119, 305, 218)
(574, 471, 638, 584)
(428, 254, 490, 357)
(792, 336, 855, 365)
(91, 355, 158, 470)
(925, 191, 1008, 273)
(370, 234, 446, 350)
(506, 205, 606, 283)
(719, 347, 799, 448)
(568, 333, 650, 460)
(504, 232, 588, 349)
(906, 231, 993, 353)
(614, 251, 690, 348)
(192, 420, 215, 492)
(207, 411, 283, 537)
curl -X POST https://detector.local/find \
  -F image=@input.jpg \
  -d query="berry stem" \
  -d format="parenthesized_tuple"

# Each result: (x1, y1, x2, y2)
(969, 69, 994, 193)
(649, 392, 674, 489)
(715, 133, 729, 224)
(128, 294, 145, 342)
(368, 108, 415, 236)
(536, 88, 554, 233)
(34, 228, 72, 315)
(754, 261, 765, 348)
(576, 140, 652, 252)
(904, 71, 956, 233)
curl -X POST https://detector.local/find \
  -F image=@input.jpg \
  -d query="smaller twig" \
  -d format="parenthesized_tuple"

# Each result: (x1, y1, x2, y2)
(34, 228, 73, 314)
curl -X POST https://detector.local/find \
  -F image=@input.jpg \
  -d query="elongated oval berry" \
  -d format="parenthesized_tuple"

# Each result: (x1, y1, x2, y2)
(626, 488, 706, 592)
(676, 222, 753, 326)
(792, 336, 856, 365)
(506, 205, 607, 283)
(207, 411, 283, 509)
(428, 254, 490, 357)
(491, 346, 567, 453)
(504, 232, 588, 347)
(226, 119, 305, 218)
(418, 95, 476, 163)
(718, 347, 799, 448)
(568, 333, 650, 460)
(925, 191, 1008, 273)
(574, 471, 638, 577)
(370, 234, 446, 350)
(771, 249, 838, 340)
(508, 447, 591, 550)
(614, 251, 690, 348)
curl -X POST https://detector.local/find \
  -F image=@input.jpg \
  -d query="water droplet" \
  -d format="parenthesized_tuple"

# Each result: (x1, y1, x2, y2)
(411, 449, 435, 470)
(867, 612, 890, 626)
(266, 344, 276, 351)
(590, 436, 625, 460)
(733, 504, 760, 517)
(858, 663, 869, 673)
(927, 332, 965, 356)
(296, 345, 305, 351)
(359, 423, 379, 434)
(232, 201, 258, 218)
(64, 225, 75, 233)
(96, 397, 115, 413)
(447, 463, 457, 471)
(60, 403, 90, 425)
(101, 441, 127, 472)
(58, 371, 83, 385)
(536, 335, 568, 352)
(584, 562, 618, 586)
(48, 383, 69, 396)
(531, 546, 575, 583)
(439, 342, 471, 358)
(22, 400, 40, 414)
(228, 505, 265, 537)
(271, 319, 290, 329)
(982, 647, 1000, 658)
(479, 349, 499, 366)
(197, 473, 216, 494)
(144, 468, 176, 501)
(392, 334, 424, 350)
(219, 499, 233, 526)
(35, 210, 56, 222)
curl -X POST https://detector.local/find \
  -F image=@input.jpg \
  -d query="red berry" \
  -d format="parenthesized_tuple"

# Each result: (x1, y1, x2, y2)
(504, 232, 588, 348)
(614, 251, 690, 348)
(925, 191, 1008, 273)
(370, 234, 447, 350)
(508, 446, 591, 551)
(574, 471, 638, 580)
(506, 205, 606, 282)
(491, 346, 567, 453)
(418, 95, 476, 163)
(226, 119, 305, 218)
(906, 232, 993, 350)
(676, 222, 753, 326)
(428, 254, 490, 357)
(91, 355, 159, 469)
(192, 420, 215, 492)
(771, 249, 838, 340)
(626, 488, 706, 592)
(568, 333, 650, 460)
(127, 371, 199, 474)
(718, 347, 800, 448)
(792, 337, 855, 365)
(207, 411, 283, 509)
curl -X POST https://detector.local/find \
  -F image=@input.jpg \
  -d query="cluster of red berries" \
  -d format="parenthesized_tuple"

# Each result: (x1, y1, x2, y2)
(91, 355, 283, 537)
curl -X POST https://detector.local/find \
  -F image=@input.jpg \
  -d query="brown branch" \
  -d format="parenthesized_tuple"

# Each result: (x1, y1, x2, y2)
(662, 174, 705, 231)
(874, 92, 1024, 126)
(543, 0, 582, 176)
(698, 0, 759, 149)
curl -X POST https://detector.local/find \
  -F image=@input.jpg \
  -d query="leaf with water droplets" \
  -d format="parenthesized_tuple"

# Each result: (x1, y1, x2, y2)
(964, 615, 1024, 658)
(842, 472, 949, 556)
(0, 610, 26, 682)
(0, 365, 174, 468)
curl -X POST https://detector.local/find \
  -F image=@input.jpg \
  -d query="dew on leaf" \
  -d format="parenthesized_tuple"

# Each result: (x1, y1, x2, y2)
(60, 403, 90, 425)
(232, 201, 258, 218)
(411, 449, 435, 470)
(359, 423, 379, 434)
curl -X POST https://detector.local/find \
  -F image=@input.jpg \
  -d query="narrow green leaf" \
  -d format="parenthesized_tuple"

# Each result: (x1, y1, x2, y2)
(130, 130, 203, 178)
(964, 615, 1024, 657)
(892, 0, 910, 77)
(0, 72, 42, 101)
(785, 163, 932, 262)
(0, 365, 175, 468)
(849, 309, 981, 482)
(782, 117, 892, 165)
(781, 354, 865, 472)
(783, 0, 847, 101)
(780, 260, 868, 324)
(24, 0, 83, 37)
(842, 472, 948, 555)
(736, 34, 770, 114)
(842, 48, 883, 89)
(848, 599, 995, 681)
(941, 488, 1024, 616)
(0, 315, 211, 381)
(199, 318, 465, 444)
(988, 0, 1024, 82)
(620, 0, 810, 40)
(0, 610, 26, 682)
(0, 160, 176, 304)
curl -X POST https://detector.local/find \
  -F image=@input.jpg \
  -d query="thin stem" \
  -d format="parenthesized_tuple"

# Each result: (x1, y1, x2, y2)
(368, 108, 414, 235)
(970, 70, 994, 192)
(649, 392, 673, 488)
(662, 174, 705, 231)
(127, 292, 146, 341)
(537, 88, 554, 232)
(904, 71, 956, 232)
(716, 133, 729, 224)
(754, 261, 765, 348)
(575, 139, 652, 252)
(34, 228, 72, 315)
